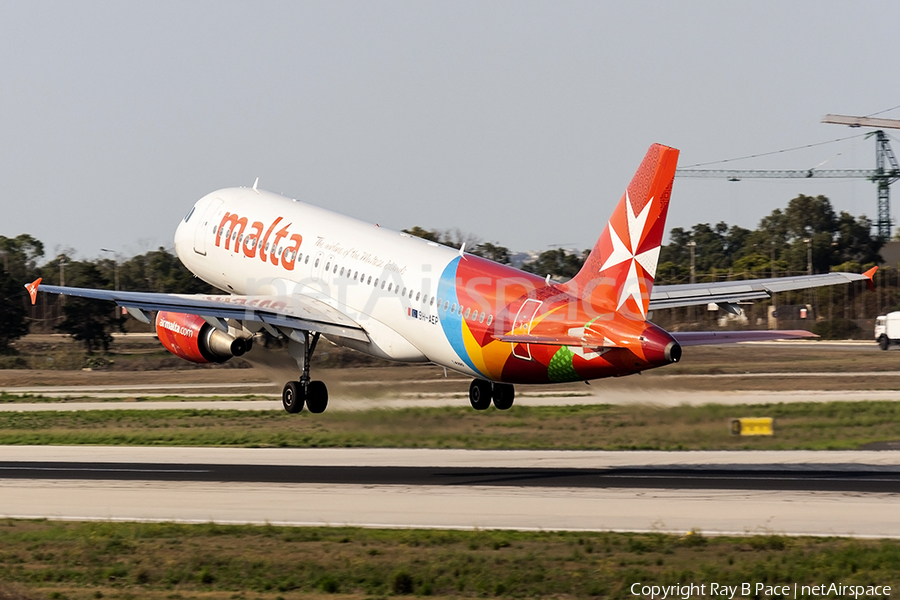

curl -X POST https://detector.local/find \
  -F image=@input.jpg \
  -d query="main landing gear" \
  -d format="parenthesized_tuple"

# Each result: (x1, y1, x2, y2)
(282, 331, 329, 414)
(469, 379, 515, 411)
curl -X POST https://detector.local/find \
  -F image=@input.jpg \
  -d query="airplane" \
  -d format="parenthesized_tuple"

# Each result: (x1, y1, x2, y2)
(25, 144, 876, 413)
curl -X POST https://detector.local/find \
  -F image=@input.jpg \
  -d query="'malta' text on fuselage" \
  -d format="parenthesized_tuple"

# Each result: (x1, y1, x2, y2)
(215, 212, 303, 271)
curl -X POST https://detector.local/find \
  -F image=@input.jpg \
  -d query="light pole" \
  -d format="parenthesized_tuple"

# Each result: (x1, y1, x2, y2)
(100, 248, 119, 291)
(687, 240, 696, 284)
(101, 248, 119, 322)
(803, 238, 812, 275)
(58, 257, 67, 307)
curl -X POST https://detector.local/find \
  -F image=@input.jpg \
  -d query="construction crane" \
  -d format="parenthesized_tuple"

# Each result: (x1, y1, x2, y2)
(675, 114, 900, 240)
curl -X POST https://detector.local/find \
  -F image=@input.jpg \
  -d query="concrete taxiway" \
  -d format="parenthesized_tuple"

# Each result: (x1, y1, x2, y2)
(1, 446, 898, 537)
(2, 388, 900, 411)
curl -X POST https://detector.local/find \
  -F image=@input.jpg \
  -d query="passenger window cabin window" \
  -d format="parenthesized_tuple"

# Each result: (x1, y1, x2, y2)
(451, 303, 457, 314)
(304, 255, 310, 264)
(415, 292, 421, 302)
(367, 276, 372, 285)
(479, 312, 485, 323)
(387, 283, 392, 291)
(487, 315, 493, 326)
(402, 287, 407, 296)
(325, 262, 330, 271)
(409, 290, 414, 299)
(213, 226, 217, 234)
(381, 280, 385, 289)
(465, 308, 471, 319)
(340, 267, 345, 276)
(334, 264, 338, 273)
(443, 301, 449, 311)
(430, 297, 434, 306)
(354, 271, 358, 281)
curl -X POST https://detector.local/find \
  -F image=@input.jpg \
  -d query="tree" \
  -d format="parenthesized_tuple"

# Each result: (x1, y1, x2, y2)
(0, 271, 28, 354)
(402, 226, 481, 251)
(401, 226, 441, 244)
(522, 248, 586, 280)
(0, 234, 44, 281)
(47, 260, 117, 354)
(470, 242, 511, 264)
(0, 234, 44, 352)
(113, 247, 214, 293)
(832, 212, 882, 268)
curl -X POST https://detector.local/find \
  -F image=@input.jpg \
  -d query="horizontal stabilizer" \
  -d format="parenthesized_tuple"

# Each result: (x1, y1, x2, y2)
(494, 333, 622, 349)
(671, 330, 817, 347)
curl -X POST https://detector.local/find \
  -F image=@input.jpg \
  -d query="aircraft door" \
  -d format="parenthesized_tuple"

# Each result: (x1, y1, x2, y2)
(193, 198, 223, 256)
(511, 298, 542, 360)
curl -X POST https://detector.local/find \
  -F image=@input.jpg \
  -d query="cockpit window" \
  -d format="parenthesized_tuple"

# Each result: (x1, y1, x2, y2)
(183, 206, 196, 223)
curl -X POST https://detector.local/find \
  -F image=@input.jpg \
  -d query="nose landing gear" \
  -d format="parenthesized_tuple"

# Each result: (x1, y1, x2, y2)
(468, 379, 515, 411)
(281, 331, 329, 414)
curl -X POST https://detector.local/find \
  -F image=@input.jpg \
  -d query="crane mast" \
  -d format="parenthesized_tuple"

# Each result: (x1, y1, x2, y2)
(676, 114, 900, 240)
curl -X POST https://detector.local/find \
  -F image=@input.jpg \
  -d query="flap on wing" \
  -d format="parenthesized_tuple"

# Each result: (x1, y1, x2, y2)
(32, 283, 368, 342)
(671, 330, 817, 346)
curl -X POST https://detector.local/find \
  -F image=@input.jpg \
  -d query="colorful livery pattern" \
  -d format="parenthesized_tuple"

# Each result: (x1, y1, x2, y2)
(435, 144, 681, 384)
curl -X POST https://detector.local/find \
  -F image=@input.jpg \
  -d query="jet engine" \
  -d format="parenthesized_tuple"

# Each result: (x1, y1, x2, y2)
(155, 311, 250, 363)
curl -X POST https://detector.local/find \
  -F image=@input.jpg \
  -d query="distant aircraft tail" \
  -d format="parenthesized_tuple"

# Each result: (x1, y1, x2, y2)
(567, 143, 679, 320)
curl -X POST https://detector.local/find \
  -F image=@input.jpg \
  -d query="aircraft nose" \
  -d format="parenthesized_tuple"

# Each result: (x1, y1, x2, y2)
(173, 207, 195, 259)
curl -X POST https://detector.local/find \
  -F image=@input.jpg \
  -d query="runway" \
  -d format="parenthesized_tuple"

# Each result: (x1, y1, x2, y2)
(3, 388, 900, 411)
(2, 446, 899, 537)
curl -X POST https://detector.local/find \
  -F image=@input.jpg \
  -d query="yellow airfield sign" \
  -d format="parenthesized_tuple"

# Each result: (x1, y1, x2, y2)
(730, 417, 774, 436)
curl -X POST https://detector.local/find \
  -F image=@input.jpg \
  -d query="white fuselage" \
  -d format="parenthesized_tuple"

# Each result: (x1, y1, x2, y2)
(173, 187, 484, 375)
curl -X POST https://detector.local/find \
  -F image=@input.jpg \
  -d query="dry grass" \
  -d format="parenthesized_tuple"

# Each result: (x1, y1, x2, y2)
(1, 401, 898, 450)
(0, 520, 899, 599)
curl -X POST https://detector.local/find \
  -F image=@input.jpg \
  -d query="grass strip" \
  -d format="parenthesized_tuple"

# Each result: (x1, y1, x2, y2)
(0, 401, 899, 450)
(0, 520, 898, 599)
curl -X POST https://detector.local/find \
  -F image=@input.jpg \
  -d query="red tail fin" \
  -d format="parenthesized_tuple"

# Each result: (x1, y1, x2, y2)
(567, 144, 679, 320)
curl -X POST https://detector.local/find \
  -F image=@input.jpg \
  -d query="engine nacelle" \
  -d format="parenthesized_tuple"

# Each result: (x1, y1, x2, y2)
(155, 311, 250, 364)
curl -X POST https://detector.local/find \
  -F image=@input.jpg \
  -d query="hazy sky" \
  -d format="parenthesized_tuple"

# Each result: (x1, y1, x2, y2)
(2, 1, 899, 261)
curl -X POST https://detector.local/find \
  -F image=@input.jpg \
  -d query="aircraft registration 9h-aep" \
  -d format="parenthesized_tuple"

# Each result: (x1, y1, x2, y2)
(26, 144, 876, 413)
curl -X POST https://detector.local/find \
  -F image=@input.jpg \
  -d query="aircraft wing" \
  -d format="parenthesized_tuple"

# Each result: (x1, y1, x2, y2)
(670, 330, 817, 346)
(649, 267, 876, 311)
(27, 281, 369, 342)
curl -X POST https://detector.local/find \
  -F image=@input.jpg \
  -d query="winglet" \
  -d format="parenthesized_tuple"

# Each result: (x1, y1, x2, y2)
(863, 266, 878, 291)
(24, 278, 41, 305)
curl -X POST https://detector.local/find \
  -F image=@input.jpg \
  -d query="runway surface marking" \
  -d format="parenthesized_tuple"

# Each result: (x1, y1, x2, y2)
(1, 447, 899, 537)
(2, 462, 898, 493)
